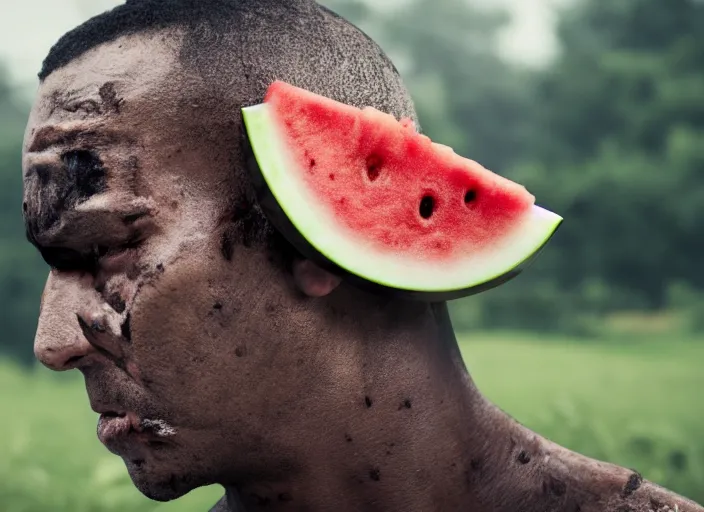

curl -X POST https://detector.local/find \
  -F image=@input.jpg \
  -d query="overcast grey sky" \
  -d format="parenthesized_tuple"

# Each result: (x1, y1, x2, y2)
(0, 0, 564, 94)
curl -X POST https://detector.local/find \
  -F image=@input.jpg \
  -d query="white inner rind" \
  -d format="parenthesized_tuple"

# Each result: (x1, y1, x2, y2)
(242, 103, 563, 293)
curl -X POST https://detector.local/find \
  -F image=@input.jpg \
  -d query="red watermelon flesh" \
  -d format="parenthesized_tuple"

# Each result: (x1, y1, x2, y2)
(263, 81, 534, 261)
(242, 81, 562, 299)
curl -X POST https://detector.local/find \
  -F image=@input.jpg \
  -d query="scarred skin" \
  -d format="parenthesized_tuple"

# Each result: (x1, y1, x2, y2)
(22, 30, 703, 512)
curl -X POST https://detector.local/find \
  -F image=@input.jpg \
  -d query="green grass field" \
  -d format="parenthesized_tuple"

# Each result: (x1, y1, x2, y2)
(2, 332, 703, 511)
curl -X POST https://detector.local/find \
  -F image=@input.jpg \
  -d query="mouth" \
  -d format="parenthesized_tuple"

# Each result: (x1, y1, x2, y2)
(97, 410, 176, 454)
(97, 411, 134, 444)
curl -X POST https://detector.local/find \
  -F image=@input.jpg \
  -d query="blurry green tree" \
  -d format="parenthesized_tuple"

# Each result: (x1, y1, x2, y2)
(493, 0, 704, 331)
(0, 65, 46, 365)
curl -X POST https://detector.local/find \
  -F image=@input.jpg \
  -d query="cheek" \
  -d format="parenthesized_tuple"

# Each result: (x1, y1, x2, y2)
(125, 246, 289, 408)
(129, 262, 240, 377)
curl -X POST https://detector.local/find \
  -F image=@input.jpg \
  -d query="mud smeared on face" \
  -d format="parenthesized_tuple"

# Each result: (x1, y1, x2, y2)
(23, 28, 363, 503)
(24, 31, 256, 500)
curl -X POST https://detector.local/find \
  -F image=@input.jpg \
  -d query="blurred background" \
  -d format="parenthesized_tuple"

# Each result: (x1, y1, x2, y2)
(1, 0, 703, 509)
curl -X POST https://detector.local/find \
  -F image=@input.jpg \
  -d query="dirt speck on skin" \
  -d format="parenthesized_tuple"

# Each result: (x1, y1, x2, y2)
(98, 81, 124, 113)
(622, 471, 643, 497)
(543, 476, 567, 497)
(364, 396, 373, 408)
(398, 399, 412, 410)
(249, 493, 270, 506)
(517, 450, 532, 464)
(235, 346, 246, 357)
(278, 492, 293, 502)
(470, 458, 482, 471)
(106, 293, 126, 313)
(220, 226, 236, 261)
(369, 468, 381, 481)
(213, 302, 223, 310)
(345, 433, 353, 442)
(120, 313, 132, 341)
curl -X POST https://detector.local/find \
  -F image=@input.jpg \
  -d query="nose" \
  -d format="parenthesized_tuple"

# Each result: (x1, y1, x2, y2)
(35, 331, 94, 371)
(34, 271, 108, 371)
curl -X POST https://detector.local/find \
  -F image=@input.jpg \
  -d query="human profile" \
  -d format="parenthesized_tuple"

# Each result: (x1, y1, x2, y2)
(21, 1, 704, 510)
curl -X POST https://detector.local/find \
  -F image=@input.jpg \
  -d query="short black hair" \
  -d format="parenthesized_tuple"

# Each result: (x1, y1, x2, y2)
(40, 0, 418, 256)
(41, 0, 249, 81)
(40, 0, 414, 113)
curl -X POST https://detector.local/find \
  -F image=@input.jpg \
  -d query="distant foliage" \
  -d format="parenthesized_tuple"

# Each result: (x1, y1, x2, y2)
(496, 0, 704, 331)
(0, 66, 47, 365)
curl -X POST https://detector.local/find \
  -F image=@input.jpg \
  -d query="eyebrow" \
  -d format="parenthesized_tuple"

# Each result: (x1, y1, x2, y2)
(52, 81, 124, 115)
(27, 124, 120, 154)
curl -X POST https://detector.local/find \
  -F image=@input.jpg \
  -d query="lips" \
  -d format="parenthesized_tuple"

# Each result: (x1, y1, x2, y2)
(95, 408, 176, 458)
(97, 411, 140, 445)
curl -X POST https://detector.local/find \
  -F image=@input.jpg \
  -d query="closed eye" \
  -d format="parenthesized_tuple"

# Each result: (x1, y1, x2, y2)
(38, 246, 98, 273)
(36, 239, 141, 274)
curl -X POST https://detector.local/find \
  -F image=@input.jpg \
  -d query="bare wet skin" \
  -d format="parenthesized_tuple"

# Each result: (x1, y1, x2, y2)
(22, 28, 703, 512)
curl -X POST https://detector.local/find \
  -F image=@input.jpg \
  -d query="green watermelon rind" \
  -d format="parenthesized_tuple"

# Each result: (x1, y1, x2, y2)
(241, 103, 563, 299)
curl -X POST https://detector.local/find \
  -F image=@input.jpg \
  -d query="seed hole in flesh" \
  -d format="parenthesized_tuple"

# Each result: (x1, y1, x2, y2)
(329, 173, 335, 180)
(464, 189, 477, 204)
(310, 159, 316, 168)
(419, 195, 435, 219)
(366, 154, 382, 181)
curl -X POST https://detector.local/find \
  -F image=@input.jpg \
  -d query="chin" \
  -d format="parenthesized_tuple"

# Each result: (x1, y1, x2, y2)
(124, 457, 207, 502)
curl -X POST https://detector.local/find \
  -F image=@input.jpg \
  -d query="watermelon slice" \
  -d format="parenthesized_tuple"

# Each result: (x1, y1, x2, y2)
(241, 81, 562, 301)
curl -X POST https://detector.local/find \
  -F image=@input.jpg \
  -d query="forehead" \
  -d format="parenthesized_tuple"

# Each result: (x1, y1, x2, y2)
(26, 30, 183, 142)
(22, 29, 221, 253)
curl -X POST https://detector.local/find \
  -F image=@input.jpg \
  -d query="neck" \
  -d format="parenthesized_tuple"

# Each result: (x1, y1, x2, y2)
(220, 301, 702, 512)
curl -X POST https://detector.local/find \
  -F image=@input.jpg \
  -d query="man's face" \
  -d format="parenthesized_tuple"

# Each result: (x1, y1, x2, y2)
(22, 32, 347, 500)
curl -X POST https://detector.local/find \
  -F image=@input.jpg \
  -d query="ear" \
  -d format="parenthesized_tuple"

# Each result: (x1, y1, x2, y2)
(292, 259, 342, 297)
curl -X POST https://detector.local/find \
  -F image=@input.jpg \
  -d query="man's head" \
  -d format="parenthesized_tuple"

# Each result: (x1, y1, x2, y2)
(22, 0, 424, 502)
